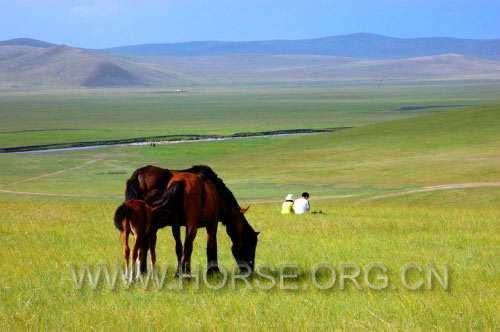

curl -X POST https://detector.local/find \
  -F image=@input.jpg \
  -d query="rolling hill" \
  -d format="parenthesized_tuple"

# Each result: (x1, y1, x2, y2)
(0, 44, 184, 88)
(1, 34, 500, 88)
(105, 33, 500, 59)
(0, 38, 56, 48)
(140, 53, 500, 83)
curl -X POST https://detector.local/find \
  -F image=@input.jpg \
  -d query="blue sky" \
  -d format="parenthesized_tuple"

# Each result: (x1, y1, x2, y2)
(1, 0, 499, 48)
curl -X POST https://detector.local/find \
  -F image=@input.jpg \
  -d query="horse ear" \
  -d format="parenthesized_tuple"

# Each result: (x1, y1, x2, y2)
(255, 231, 260, 237)
(240, 205, 250, 214)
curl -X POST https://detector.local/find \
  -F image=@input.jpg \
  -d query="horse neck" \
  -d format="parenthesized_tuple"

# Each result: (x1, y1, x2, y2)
(224, 211, 252, 244)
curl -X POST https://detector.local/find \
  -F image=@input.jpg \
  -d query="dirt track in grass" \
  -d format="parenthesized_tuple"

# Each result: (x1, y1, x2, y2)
(2, 180, 500, 202)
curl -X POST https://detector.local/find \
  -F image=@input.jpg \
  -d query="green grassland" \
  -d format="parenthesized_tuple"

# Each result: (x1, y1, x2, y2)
(0, 88, 499, 329)
(1, 102, 499, 201)
(1, 82, 499, 148)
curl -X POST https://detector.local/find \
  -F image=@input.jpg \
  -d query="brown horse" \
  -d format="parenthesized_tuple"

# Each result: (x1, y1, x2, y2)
(114, 198, 251, 279)
(114, 175, 185, 279)
(114, 199, 158, 281)
(123, 165, 259, 275)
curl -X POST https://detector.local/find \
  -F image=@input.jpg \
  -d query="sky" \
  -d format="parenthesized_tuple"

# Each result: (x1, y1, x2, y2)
(1, 0, 500, 48)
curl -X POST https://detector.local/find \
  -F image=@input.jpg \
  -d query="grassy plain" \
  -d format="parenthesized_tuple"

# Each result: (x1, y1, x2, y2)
(1, 82, 499, 148)
(0, 85, 499, 330)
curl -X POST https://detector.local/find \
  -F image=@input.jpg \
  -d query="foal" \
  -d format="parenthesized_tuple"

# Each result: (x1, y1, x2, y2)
(114, 199, 157, 281)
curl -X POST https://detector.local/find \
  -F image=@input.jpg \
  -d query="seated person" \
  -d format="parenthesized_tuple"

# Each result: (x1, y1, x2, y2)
(293, 192, 310, 215)
(281, 194, 295, 214)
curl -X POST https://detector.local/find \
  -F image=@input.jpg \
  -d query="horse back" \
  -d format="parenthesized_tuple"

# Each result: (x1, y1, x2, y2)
(126, 165, 172, 201)
(169, 171, 203, 195)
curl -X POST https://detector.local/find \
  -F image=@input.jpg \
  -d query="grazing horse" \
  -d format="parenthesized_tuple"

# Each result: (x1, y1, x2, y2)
(124, 165, 259, 275)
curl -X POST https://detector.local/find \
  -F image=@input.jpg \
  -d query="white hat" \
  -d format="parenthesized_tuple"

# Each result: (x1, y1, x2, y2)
(285, 194, 294, 201)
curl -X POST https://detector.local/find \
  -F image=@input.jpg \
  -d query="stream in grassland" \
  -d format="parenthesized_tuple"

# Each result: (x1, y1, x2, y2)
(2, 127, 350, 154)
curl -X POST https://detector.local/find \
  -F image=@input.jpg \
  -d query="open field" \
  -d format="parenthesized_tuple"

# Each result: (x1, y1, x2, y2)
(1, 82, 500, 148)
(0, 94, 499, 329)
(1, 100, 499, 200)
(0, 199, 498, 330)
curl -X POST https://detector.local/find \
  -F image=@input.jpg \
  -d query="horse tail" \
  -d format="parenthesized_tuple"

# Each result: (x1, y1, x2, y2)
(114, 202, 133, 231)
(152, 181, 185, 209)
(149, 181, 185, 228)
(125, 170, 142, 200)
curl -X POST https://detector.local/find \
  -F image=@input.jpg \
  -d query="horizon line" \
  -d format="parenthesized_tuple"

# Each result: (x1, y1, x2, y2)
(2, 32, 500, 50)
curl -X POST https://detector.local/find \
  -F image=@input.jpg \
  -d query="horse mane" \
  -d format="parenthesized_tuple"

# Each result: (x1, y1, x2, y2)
(184, 165, 256, 235)
(184, 165, 240, 210)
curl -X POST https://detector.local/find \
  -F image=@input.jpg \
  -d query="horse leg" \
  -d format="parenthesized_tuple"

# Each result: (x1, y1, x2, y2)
(139, 237, 149, 275)
(172, 225, 183, 276)
(206, 222, 220, 274)
(180, 225, 197, 276)
(149, 232, 157, 273)
(121, 230, 131, 280)
(131, 235, 141, 281)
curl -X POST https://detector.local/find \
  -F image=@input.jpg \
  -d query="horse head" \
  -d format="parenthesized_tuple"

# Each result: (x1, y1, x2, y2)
(230, 210, 260, 273)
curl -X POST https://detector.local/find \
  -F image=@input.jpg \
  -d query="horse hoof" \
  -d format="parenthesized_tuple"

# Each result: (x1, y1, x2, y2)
(206, 266, 220, 275)
(238, 268, 252, 277)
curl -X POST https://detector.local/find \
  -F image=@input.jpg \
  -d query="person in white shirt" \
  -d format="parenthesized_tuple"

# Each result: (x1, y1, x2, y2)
(293, 192, 310, 214)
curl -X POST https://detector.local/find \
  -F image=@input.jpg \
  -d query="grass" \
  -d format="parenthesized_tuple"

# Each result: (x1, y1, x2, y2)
(1, 82, 499, 148)
(1, 103, 499, 200)
(0, 200, 498, 330)
(0, 87, 499, 329)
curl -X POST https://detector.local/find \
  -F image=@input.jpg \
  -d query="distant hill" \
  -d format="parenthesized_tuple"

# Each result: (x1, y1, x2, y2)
(0, 38, 56, 48)
(2, 34, 500, 88)
(104, 33, 500, 60)
(140, 53, 500, 83)
(0, 44, 185, 88)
